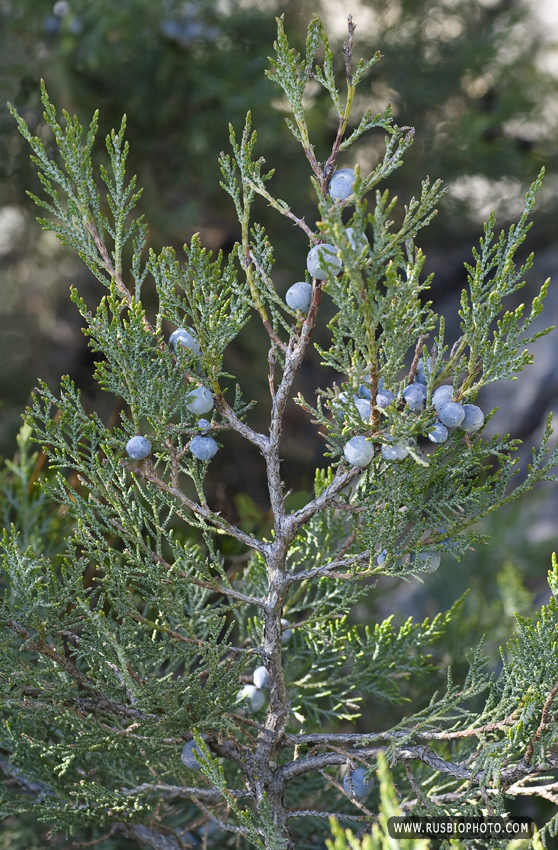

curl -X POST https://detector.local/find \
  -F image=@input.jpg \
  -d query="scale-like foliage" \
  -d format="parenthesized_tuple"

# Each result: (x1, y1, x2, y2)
(2, 13, 558, 850)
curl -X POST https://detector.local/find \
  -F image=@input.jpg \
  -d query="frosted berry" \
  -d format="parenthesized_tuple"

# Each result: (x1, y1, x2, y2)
(461, 404, 484, 432)
(281, 618, 293, 644)
(432, 385, 453, 409)
(427, 422, 449, 444)
(190, 435, 218, 461)
(53, 1, 70, 17)
(403, 382, 427, 411)
(329, 168, 356, 201)
(169, 328, 201, 357)
(186, 386, 214, 415)
(343, 767, 373, 799)
(416, 357, 434, 385)
(332, 391, 350, 419)
(181, 739, 203, 770)
(334, 394, 370, 423)
(345, 227, 369, 251)
(237, 684, 266, 712)
(253, 665, 268, 689)
(381, 441, 409, 461)
(199, 822, 223, 844)
(285, 281, 312, 313)
(354, 398, 372, 423)
(306, 244, 342, 280)
(377, 549, 401, 566)
(376, 388, 395, 408)
(357, 383, 372, 400)
(196, 418, 211, 435)
(126, 436, 152, 460)
(438, 401, 465, 428)
(439, 529, 459, 550)
(343, 436, 374, 467)
(410, 551, 441, 573)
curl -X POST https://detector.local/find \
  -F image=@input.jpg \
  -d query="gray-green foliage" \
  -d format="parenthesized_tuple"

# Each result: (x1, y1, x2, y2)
(325, 753, 545, 850)
(2, 13, 558, 850)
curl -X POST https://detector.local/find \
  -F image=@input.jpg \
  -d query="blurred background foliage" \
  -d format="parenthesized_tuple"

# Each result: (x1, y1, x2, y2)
(1, 0, 558, 846)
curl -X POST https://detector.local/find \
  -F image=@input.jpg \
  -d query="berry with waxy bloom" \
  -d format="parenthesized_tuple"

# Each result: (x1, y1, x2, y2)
(376, 387, 395, 408)
(334, 393, 371, 423)
(126, 436, 151, 459)
(377, 548, 401, 566)
(381, 441, 409, 461)
(169, 328, 201, 356)
(281, 618, 293, 644)
(181, 739, 203, 770)
(438, 401, 465, 428)
(329, 168, 356, 201)
(236, 684, 266, 712)
(345, 226, 369, 251)
(306, 244, 342, 280)
(416, 356, 434, 385)
(344, 435, 374, 467)
(432, 385, 453, 409)
(403, 382, 427, 411)
(343, 766, 373, 798)
(410, 551, 441, 573)
(332, 391, 350, 419)
(439, 529, 459, 550)
(461, 404, 484, 432)
(186, 386, 214, 415)
(190, 435, 218, 461)
(357, 383, 372, 400)
(285, 281, 312, 313)
(354, 397, 372, 423)
(196, 418, 211, 435)
(427, 422, 449, 444)
(253, 666, 268, 689)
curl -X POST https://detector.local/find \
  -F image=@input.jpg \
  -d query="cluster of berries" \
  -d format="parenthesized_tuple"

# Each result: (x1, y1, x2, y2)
(125, 328, 220, 463)
(237, 664, 268, 712)
(169, 328, 218, 459)
(342, 363, 485, 468)
(283, 168, 361, 311)
(278, 157, 484, 470)
(236, 619, 292, 712)
(167, 168, 374, 810)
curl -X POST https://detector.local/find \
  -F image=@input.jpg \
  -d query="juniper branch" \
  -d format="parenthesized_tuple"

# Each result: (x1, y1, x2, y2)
(127, 460, 268, 559)
(5, 620, 157, 721)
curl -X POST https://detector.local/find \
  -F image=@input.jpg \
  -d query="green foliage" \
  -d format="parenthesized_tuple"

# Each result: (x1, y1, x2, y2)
(2, 12, 558, 850)
(326, 755, 431, 850)
(2, 0, 557, 472)
(325, 754, 542, 850)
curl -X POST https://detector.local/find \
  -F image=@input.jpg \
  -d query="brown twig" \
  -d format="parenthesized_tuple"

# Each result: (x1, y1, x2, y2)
(86, 221, 154, 336)
(318, 768, 376, 820)
(73, 826, 119, 848)
(288, 809, 372, 822)
(122, 459, 269, 559)
(524, 680, 558, 764)
(408, 334, 425, 384)
(403, 760, 430, 807)
(5, 620, 156, 722)
(121, 782, 250, 800)
(323, 16, 357, 186)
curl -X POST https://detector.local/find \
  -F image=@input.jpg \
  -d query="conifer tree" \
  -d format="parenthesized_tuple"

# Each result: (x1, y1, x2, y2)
(2, 14, 558, 850)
